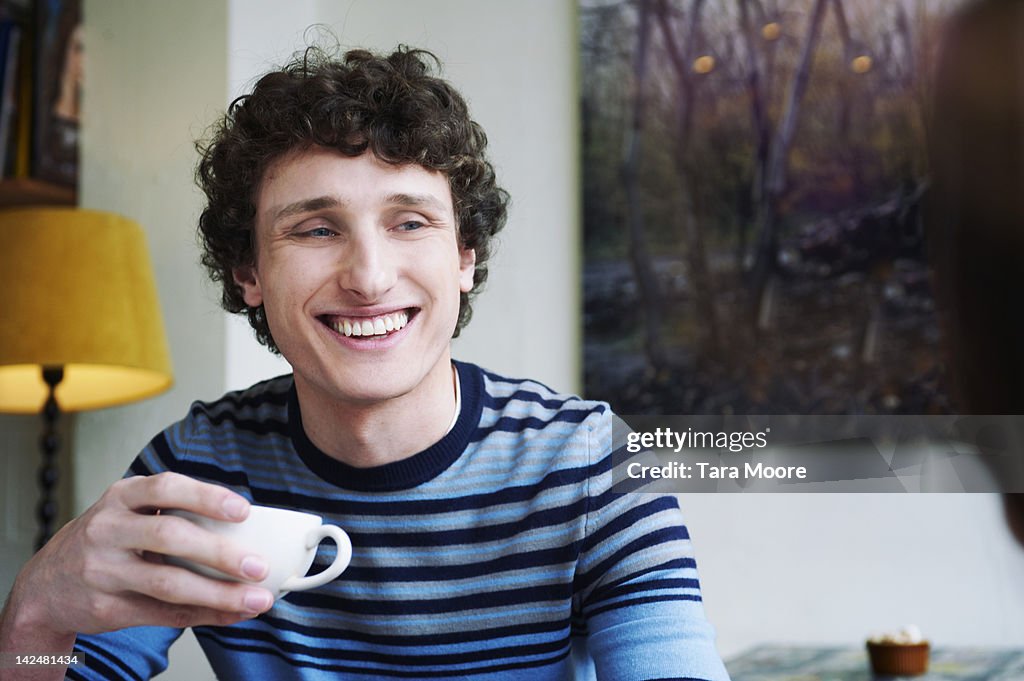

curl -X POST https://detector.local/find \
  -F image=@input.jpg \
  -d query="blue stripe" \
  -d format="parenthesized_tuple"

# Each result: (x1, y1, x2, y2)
(286, 580, 572, 616)
(339, 547, 578, 582)
(246, 612, 570, 647)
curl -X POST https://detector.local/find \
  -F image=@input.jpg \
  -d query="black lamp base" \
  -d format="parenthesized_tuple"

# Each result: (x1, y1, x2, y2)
(36, 365, 63, 551)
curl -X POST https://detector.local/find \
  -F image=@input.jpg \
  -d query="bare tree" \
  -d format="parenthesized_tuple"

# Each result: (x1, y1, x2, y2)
(737, 0, 772, 267)
(749, 0, 830, 314)
(655, 0, 722, 360)
(621, 0, 668, 370)
(831, 0, 869, 200)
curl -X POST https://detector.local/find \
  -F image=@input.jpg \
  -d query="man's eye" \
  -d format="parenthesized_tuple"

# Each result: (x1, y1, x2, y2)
(304, 226, 335, 237)
(395, 221, 424, 233)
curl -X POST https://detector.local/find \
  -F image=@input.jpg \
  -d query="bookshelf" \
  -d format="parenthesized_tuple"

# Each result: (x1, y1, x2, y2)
(0, 0, 80, 209)
(0, 177, 74, 206)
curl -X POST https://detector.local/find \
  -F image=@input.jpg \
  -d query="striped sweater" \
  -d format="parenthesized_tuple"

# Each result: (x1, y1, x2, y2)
(69, 361, 729, 680)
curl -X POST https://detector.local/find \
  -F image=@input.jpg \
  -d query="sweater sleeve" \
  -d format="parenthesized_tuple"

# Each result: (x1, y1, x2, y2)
(66, 416, 201, 681)
(66, 627, 183, 681)
(574, 412, 731, 681)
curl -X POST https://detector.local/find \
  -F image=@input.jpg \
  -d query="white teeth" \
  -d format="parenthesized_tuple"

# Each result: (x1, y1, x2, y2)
(332, 310, 410, 338)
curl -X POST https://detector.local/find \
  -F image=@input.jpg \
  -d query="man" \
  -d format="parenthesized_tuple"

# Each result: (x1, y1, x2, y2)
(0, 47, 729, 680)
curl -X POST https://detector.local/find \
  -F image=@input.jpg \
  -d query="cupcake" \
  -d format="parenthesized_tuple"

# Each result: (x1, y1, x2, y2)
(866, 625, 930, 676)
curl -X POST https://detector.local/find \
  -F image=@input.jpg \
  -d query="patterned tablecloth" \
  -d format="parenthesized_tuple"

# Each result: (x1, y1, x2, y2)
(726, 645, 1024, 681)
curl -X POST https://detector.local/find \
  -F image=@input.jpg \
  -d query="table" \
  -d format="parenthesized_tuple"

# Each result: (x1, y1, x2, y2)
(726, 645, 1024, 680)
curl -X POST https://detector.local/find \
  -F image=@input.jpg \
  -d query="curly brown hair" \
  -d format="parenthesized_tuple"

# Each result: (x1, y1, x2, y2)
(196, 46, 509, 352)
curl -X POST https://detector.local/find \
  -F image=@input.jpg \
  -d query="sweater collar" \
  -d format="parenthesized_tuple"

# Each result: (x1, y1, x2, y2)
(287, 360, 482, 491)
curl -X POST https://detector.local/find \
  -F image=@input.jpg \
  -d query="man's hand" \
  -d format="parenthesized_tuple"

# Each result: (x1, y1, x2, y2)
(0, 472, 275, 654)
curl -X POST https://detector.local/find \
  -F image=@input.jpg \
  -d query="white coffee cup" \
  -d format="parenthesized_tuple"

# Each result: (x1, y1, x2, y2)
(164, 505, 352, 599)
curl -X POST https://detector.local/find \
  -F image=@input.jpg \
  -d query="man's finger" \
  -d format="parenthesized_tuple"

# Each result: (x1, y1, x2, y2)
(116, 556, 274, 616)
(82, 591, 267, 634)
(117, 513, 269, 584)
(113, 472, 250, 522)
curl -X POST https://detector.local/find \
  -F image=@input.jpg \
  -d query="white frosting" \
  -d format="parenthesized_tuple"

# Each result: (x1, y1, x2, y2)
(869, 625, 925, 644)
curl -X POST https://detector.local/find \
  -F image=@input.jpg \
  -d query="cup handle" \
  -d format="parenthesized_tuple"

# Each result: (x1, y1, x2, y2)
(280, 525, 352, 593)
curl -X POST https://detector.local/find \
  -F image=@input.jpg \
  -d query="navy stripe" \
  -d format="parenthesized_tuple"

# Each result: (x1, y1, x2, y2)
(481, 388, 577, 411)
(173, 459, 252, 490)
(128, 458, 152, 477)
(191, 410, 290, 435)
(586, 557, 699, 605)
(588, 577, 701, 607)
(473, 408, 605, 439)
(149, 431, 178, 471)
(585, 593, 703, 619)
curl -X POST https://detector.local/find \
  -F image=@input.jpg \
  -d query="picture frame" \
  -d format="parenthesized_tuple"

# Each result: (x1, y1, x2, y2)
(32, 0, 81, 187)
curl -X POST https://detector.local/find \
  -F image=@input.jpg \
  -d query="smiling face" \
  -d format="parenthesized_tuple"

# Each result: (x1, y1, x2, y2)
(235, 147, 475, 411)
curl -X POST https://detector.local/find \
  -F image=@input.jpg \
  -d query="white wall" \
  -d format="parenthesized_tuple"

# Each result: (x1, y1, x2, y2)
(77, 0, 231, 512)
(684, 493, 1024, 657)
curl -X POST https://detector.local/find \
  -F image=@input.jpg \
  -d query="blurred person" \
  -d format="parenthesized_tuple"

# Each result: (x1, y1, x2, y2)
(929, 0, 1024, 545)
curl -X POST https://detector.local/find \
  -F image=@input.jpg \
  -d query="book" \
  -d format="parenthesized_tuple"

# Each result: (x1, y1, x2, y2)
(0, 20, 22, 175)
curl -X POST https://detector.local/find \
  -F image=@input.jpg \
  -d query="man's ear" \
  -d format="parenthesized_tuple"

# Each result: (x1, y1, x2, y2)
(458, 247, 476, 293)
(233, 265, 264, 307)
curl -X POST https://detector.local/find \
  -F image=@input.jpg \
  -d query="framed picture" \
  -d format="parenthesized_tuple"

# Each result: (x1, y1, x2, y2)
(581, 0, 967, 416)
(32, 0, 81, 187)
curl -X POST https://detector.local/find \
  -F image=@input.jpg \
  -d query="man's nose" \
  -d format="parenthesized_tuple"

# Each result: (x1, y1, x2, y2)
(337, 230, 397, 301)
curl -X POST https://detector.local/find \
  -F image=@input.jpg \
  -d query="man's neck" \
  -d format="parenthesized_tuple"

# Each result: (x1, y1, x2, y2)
(293, 359, 458, 468)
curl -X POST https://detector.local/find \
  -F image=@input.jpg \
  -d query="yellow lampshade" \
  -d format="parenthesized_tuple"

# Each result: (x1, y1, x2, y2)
(0, 208, 173, 413)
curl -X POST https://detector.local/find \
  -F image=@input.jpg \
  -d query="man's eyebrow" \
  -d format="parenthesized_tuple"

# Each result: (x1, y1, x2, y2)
(271, 195, 345, 222)
(384, 192, 448, 212)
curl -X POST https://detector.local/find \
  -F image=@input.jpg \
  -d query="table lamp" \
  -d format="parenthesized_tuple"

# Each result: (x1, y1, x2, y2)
(0, 208, 173, 549)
